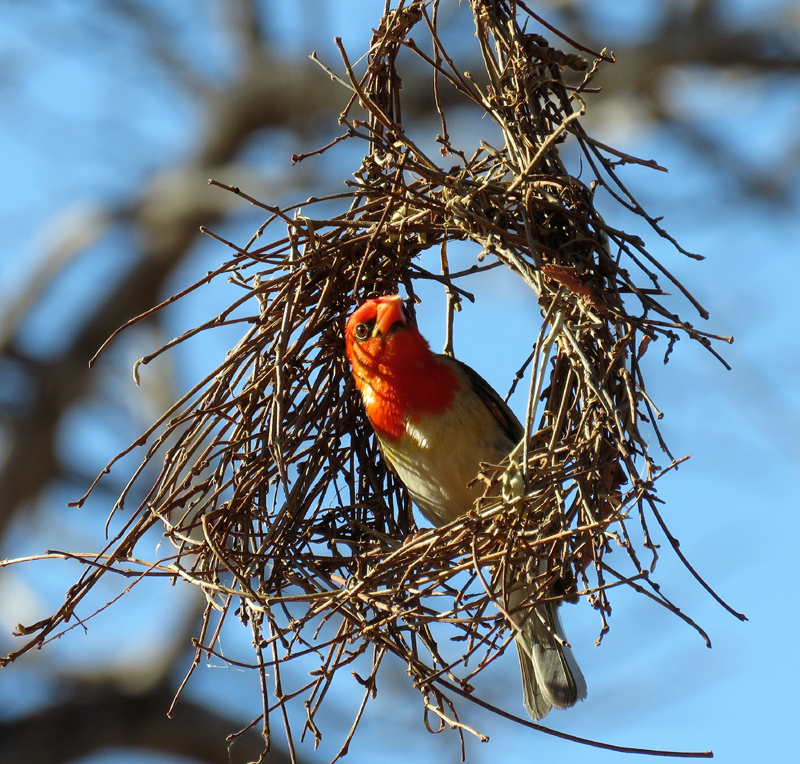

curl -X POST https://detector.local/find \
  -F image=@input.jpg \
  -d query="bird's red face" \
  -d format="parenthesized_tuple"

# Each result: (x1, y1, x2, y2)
(344, 294, 427, 399)
(345, 294, 412, 372)
(344, 294, 456, 439)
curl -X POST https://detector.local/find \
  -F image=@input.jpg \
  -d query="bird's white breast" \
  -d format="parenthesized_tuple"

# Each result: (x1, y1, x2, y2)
(379, 373, 517, 527)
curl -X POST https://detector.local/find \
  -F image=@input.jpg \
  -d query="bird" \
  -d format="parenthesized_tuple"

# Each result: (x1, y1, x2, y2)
(344, 293, 586, 720)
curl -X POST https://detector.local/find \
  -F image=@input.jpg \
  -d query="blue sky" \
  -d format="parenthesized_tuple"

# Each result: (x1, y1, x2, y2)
(0, 2, 798, 763)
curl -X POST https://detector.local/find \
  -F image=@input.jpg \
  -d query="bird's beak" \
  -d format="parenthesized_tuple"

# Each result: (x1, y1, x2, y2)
(374, 296, 407, 338)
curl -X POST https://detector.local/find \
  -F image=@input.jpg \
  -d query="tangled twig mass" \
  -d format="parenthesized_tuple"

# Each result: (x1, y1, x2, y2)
(2, 1, 738, 760)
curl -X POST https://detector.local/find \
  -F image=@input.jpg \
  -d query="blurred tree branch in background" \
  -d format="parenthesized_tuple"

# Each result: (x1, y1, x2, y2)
(561, 0, 800, 201)
(0, 1, 797, 762)
(1, 679, 286, 764)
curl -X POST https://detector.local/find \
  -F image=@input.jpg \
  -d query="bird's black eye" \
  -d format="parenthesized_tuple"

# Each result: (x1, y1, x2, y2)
(354, 322, 371, 341)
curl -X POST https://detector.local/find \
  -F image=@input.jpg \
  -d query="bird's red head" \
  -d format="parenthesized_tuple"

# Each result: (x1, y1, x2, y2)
(345, 295, 426, 390)
(345, 293, 410, 343)
(345, 293, 413, 357)
(344, 294, 458, 439)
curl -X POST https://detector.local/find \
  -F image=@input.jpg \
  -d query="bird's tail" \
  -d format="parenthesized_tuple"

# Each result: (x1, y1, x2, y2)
(507, 582, 587, 720)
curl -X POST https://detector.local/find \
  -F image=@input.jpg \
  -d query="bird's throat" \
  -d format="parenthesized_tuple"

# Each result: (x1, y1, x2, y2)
(358, 352, 459, 442)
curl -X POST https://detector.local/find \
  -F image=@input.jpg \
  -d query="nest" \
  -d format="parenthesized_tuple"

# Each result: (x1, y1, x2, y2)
(3, 1, 738, 760)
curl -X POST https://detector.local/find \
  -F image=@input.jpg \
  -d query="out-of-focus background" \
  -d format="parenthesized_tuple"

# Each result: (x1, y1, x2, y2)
(0, 1, 798, 763)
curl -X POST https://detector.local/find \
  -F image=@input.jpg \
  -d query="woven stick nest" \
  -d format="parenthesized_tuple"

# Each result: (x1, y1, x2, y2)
(3, 1, 738, 759)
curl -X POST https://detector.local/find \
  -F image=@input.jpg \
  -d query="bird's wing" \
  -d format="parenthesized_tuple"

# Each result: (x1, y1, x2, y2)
(447, 356, 525, 444)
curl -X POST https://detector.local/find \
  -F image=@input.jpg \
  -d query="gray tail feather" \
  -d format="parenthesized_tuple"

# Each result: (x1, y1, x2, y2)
(512, 597, 587, 721)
